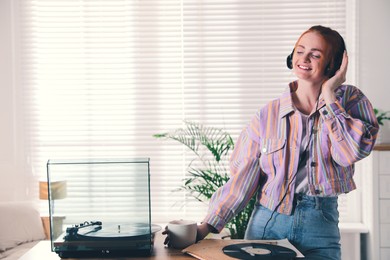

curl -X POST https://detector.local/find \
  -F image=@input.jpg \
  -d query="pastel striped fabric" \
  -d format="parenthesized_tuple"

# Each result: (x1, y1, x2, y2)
(203, 82, 379, 233)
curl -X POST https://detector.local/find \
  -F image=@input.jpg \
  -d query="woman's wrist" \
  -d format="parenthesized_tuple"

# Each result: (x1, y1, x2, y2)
(322, 86, 337, 105)
(196, 222, 213, 241)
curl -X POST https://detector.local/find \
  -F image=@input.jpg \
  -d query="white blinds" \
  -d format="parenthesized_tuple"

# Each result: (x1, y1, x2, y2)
(16, 0, 356, 224)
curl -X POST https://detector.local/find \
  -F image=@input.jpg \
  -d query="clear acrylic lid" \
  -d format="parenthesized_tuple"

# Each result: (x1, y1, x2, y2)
(46, 158, 152, 256)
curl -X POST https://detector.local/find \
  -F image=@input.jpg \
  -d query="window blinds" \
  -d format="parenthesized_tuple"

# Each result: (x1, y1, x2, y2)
(16, 0, 356, 223)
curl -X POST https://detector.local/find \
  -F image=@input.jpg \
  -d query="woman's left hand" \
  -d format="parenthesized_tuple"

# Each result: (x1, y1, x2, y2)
(322, 51, 348, 104)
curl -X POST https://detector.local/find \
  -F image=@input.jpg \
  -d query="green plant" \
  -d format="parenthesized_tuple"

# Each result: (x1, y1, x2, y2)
(153, 121, 255, 239)
(374, 108, 390, 126)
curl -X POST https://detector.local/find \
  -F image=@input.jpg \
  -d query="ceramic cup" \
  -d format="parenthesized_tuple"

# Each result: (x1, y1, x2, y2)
(167, 219, 197, 249)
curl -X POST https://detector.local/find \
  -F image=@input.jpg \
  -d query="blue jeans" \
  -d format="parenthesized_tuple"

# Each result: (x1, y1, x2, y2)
(244, 194, 341, 260)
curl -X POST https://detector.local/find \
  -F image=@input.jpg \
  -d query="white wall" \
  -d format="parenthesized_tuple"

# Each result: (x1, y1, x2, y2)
(358, 0, 390, 109)
(359, 0, 390, 145)
(0, 0, 36, 201)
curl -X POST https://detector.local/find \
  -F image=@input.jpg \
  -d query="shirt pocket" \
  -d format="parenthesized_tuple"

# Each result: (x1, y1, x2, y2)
(259, 138, 286, 173)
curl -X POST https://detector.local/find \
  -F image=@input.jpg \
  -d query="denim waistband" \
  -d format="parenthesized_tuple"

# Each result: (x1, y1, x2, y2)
(293, 193, 338, 210)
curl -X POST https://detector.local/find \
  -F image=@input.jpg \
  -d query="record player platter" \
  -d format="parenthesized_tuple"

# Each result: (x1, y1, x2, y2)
(79, 223, 161, 237)
(69, 222, 162, 240)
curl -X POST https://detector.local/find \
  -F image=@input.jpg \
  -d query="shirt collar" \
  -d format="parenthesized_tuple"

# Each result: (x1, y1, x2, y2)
(279, 81, 297, 118)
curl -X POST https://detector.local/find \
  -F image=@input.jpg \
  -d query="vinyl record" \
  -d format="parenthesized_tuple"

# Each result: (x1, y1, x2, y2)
(223, 242, 296, 260)
(75, 223, 161, 240)
(79, 223, 160, 237)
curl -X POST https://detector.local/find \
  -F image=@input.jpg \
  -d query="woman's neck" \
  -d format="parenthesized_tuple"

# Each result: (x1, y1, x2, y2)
(292, 80, 322, 115)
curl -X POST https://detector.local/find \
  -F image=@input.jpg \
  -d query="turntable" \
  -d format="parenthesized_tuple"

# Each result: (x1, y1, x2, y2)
(46, 158, 156, 258)
(53, 221, 161, 258)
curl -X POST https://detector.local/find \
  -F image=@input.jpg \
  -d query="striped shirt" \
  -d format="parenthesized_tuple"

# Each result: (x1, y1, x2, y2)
(204, 81, 379, 232)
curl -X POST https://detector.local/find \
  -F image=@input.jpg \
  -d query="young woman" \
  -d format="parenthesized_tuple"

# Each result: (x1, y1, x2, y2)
(166, 25, 379, 260)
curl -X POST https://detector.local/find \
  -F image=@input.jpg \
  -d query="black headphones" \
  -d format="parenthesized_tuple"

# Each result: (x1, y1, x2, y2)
(286, 47, 344, 78)
(286, 50, 294, 70)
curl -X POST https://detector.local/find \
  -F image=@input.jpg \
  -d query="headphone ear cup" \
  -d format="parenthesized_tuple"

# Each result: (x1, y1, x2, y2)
(324, 64, 332, 78)
(325, 65, 333, 77)
(329, 54, 343, 77)
(286, 50, 294, 69)
(326, 42, 346, 77)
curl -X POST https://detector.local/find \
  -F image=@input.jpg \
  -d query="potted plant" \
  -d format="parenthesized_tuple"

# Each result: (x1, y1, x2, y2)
(374, 108, 390, 144)
(154, 121, 255, 239)
(374, 108, 390, 126)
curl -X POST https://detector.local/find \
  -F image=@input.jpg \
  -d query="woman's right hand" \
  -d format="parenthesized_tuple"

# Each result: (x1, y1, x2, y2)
(163, 222, 212, 247)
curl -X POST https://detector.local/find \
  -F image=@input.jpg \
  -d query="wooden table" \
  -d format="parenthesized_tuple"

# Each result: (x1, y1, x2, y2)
(19, 231, 195, 260)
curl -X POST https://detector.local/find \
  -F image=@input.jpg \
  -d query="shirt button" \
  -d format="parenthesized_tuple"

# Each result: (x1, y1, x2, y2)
(310, 162, 317, 167)
(323, 110, 328, 115)
(262, 147, 267, 153)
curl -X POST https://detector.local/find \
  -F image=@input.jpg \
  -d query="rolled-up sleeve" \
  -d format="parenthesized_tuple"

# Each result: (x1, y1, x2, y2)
(319, 86, 379, 166)
(203, 114, 262, 232)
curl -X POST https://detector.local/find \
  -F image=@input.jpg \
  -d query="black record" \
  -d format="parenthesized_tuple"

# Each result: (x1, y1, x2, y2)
(223, 243, 296, 260)
(75, 223, 161, 240)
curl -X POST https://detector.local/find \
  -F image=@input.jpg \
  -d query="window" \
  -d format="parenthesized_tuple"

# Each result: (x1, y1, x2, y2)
(15, 0, 358, 224)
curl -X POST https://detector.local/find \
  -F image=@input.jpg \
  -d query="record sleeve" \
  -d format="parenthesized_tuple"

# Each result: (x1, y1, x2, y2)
(182, 238, 304, 260)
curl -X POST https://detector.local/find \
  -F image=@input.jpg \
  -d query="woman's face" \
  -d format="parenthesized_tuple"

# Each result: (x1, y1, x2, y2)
(292, 31, 330, 84)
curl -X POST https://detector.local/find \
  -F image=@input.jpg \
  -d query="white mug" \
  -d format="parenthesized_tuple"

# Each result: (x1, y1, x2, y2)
(167, 219, 197, 249)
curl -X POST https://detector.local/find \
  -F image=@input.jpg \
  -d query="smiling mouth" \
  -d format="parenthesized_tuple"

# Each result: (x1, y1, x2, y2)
(298, 65, 311, 70)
